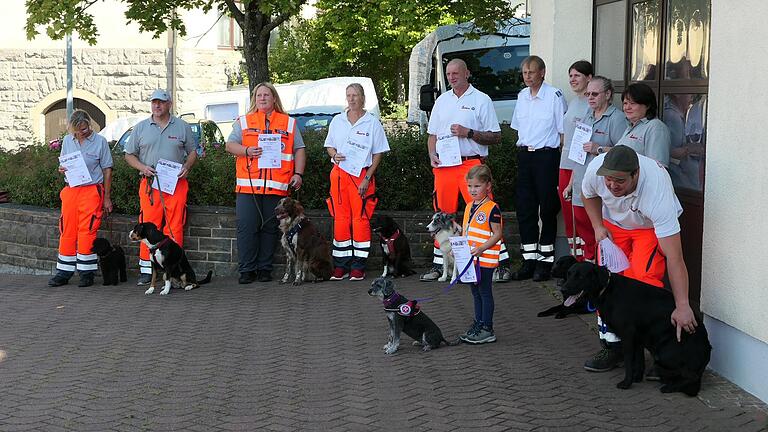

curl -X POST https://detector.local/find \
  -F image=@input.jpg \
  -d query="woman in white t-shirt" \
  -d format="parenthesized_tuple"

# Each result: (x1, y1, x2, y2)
(324, 83, 390, 281)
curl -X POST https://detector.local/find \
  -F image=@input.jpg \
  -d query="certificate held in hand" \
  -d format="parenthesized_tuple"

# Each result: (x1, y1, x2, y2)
(567, 122, 592, 165)
(152, 159, 182, 195)
(436, 134, 462, 167)
(258, 134, 282, 169)
(59, 151, 92, 187)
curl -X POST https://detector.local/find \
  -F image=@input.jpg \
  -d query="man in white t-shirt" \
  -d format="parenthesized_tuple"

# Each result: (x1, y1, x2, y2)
(580, 145, 699, 373)
(420, 59, 512, 282)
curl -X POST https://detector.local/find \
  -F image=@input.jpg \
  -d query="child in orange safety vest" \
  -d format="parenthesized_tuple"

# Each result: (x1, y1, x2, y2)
(458, 164, 503, 345)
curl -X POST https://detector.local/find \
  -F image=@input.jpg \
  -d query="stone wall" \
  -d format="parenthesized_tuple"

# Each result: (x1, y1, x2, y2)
(0, 204, 520, 277)
(0, 48, 242, 149)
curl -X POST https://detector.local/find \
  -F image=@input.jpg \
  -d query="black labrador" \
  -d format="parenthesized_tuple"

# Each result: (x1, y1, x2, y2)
(561, 262, 711, 396)
(91, 237, 127, 286)
(537, 255, 594, 319)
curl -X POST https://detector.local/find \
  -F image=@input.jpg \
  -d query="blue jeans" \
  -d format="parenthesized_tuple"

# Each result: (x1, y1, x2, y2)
(470, 267, 496, 329)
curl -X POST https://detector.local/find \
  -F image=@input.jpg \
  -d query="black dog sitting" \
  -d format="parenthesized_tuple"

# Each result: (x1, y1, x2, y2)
(537, 255, 594, 319)
(368, 277, 458, 354)
(129, 222, 212, 295)
(371, 214, 415, 278)
(561, 262, 711, 396)
(91, 237, 127, 286)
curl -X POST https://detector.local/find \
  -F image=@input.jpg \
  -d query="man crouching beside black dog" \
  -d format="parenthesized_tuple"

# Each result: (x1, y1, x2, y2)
(571, 146, 708, 395)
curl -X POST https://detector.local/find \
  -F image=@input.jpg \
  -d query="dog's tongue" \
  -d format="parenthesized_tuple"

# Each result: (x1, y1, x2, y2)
(564, 294, 580, 307)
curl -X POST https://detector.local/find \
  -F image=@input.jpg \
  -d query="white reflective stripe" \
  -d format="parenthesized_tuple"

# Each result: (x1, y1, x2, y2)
(567, 238, 574, 245)
(538, 255, 555, 263)
(433, 256, 444, 265)
(281, 153, 294, 161)
(58, 254, 76, 263)
(433, 247, 443, 256)
(56, 262, 76, 272)
(353, 250, 369, 258)
(333, 239, 352, 248)
(352, 240, 370, 248)
(575, 249, 584, 256)
(478, 257, 499, 264)
(467, 226, 492, 237)
(576, 237, 585, 245)
(140, 267, 153, 274)
(482, 249, 500, 256)
(235, 178, 289, 191)
(467, 234, 488, 244)
(139, 259, 151, 267)
(539, 244, 555, 252)
(239, 116, 248, 130)
(332, 250, 353, 257)
(498, 242, 507, 251)
(499, 250, 509, 260)
(288, 117, 295, 133)
(77, 263, 99, 271)
(522, 243, 538, 251)
(77, 253, 97, 261)
(522, 252, 540, 260)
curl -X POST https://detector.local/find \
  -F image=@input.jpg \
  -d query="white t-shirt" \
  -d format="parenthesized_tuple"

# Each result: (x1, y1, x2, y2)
(511, 82, 567, 150)
(324, 111, 389, 167)
(582, 152, 683, 238)
(427, 85, 500, 157)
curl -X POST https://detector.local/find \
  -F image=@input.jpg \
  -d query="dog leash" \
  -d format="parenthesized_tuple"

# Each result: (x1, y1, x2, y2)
(414, 257, 477, 303)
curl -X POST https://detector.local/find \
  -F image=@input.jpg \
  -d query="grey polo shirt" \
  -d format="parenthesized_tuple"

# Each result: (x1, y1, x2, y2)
(572, 105, 628, 206)
(615, 117, 671, 167)
(124, 115, 197, 167)
(228, 117, 305, 149)
(559, 95, 591, 170)
(60, 132, 113, 186)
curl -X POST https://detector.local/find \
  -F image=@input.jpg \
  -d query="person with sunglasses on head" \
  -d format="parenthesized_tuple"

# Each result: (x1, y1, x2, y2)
(580, 145, 698, 374)
(562, 76, 628, 263)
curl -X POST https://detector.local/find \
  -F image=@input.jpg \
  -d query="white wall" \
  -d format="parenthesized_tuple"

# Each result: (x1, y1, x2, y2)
(529, 0, 592, 95)
(702, 0, 768, 344)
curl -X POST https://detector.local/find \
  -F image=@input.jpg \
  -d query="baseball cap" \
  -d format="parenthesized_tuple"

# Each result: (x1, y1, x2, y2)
(596, 145, 639, 178)
(148, 89, 170, 102)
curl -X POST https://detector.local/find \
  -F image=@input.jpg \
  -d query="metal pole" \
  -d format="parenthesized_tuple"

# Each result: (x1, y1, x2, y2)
(66, 33, 73, 121)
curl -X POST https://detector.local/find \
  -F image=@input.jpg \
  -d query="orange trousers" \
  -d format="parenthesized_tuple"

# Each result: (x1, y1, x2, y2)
(137, 177, 188, 275)
(328, 165, 377, 271)
(57, 184, 103, 275)
(603, 220, 666, 287)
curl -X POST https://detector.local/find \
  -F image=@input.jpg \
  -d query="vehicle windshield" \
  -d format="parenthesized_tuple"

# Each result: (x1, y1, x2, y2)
(442, 44, 529, 100)
(292, 113, 338, 132)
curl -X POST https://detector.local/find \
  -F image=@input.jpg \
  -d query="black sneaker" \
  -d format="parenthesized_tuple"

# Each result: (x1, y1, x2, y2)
(533, 261, 553, 282)
(239, 271, 256, 284)
(584, 347, 624, 372)
(78, 274, 94, 287)
(510, 260, 536, 281)
(256, 270, 272, 283)
(137, 274, 152, 286)
(48, 275, 69, 287)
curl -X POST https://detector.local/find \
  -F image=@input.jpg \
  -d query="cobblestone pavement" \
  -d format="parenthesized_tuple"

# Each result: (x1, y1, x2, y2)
(0, 273, 766, 431)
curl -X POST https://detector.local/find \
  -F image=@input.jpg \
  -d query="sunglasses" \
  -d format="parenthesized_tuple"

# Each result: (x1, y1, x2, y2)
(584, 91, 605, 97)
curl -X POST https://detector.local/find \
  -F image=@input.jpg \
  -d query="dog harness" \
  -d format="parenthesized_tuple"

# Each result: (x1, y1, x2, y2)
(377, 229, 401, 256)
(285, 221, 303, 254)
(382, 292, 421, 317)
(149, 237, 171, 252)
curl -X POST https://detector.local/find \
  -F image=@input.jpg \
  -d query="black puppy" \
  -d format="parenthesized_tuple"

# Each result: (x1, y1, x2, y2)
(370, 214, 415, 278)
(561, 262, 711, 396)
(129, 222, 212, 295)
(368, 277, 458, 354)
(537, 255, 593, 319)
(91, 237, 127, 286)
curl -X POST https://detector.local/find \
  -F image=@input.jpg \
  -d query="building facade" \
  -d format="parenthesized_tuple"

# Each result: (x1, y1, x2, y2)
(531, 0, 767, 403)
(1, 2, 244, 148)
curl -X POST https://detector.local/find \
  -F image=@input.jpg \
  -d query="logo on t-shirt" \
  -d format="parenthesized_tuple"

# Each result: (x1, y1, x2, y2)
(168, 135, 179, 140)
(355, 131, 370, 137)
(460, 105, 476, 111)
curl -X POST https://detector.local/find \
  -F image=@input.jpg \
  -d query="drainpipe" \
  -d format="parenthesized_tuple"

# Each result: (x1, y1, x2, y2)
(167, 9, 178, 113)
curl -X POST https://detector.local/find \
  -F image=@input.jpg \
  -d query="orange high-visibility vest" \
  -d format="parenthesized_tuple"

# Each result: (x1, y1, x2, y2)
(462, 200, 502, 268)
(235, 111, 296, 196)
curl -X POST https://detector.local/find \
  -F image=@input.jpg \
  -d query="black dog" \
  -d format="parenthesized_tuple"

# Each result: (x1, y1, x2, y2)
(129, 222, 212, 295)
(91, 237, 127, 286)
(537, 255, 593, 319)
(561, 262, 711, 396)
(371, 214, 415, 278)
(368, 277, 458, 354)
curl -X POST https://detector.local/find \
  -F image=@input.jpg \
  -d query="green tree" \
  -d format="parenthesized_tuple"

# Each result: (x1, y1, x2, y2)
(25, 0, 307, 92)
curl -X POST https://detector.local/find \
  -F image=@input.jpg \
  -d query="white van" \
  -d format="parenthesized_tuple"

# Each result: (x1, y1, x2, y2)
(184, 77, 380, 138)
(408, 18, 531, 128)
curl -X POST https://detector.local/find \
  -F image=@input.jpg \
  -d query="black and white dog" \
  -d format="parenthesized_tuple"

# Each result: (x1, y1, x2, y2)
(368, 277, 458, 354)
(91, 237, 127, 286)
(426, 212, 462, 282)
(129, 222, 212, 295)
(560, 262, 711, 396)
(371, 214, 415, 278)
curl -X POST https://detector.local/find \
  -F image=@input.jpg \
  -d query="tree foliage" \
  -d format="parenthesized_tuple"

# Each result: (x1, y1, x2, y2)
(25, 0, 306, 92)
